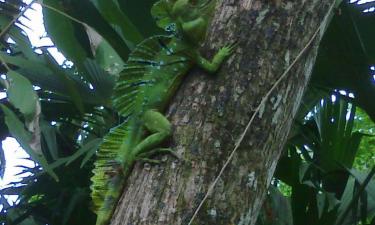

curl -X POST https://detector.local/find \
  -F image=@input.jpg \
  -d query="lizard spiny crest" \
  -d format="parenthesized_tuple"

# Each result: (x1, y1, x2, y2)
(112, 35, 173, 116)
(90, 35, 187, 214)
(90, 121, 130, 212)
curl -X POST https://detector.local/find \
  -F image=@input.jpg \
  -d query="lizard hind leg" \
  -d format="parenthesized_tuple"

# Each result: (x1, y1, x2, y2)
(137, 147, 181, 164)
(132, 109, 173, 158)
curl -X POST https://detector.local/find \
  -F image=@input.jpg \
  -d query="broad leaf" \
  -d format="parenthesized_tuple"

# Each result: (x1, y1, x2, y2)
(6, 70, 38, 120)
(42, 0, 89, 69)
(90, 0, 143, 50)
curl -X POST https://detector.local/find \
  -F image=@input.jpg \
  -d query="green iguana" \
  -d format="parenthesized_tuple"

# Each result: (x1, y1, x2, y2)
(90, 0, 235, 224)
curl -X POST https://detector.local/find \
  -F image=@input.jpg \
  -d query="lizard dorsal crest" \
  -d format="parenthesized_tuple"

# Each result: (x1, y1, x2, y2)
(112, 35, 174, 116)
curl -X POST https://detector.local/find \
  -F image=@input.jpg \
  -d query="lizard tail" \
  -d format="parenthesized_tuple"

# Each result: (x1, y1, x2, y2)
(95, 172, 126, 225)
(90, 120, 131, 221)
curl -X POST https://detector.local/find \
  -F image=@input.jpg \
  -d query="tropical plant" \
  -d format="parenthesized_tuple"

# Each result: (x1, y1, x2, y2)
(0, 0, 120, 224)
(0, 0, 373, 224)
(257, 95, 375, 225)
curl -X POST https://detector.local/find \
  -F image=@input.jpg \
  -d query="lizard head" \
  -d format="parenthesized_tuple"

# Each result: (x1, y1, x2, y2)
(151, 0, 216, 46)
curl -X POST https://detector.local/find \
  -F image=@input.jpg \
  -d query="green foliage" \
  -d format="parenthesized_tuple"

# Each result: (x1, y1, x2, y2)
(257, 186, 293, 225)
(6, 71, 38, 119)
(353, 109, 375, 170)
(0, 0, 373, 224)
(1, 158, 97, 225)
(118, 0, 161, 37)
(0, 0, 123, 223)
(311, 1, 375, 121)
(43, 0, 90, 73)
(258, 95, 375, 225)
(90, 0, 143, 50)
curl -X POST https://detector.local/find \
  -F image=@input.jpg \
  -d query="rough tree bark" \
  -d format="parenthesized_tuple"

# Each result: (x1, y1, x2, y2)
(111, 0, 335, 224)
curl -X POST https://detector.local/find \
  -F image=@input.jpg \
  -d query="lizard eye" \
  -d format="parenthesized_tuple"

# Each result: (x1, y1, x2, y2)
(165, 23, 177, 33)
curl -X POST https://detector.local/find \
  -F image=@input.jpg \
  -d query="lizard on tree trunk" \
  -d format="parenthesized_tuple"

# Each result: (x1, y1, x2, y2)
(89, 0, 235, 224)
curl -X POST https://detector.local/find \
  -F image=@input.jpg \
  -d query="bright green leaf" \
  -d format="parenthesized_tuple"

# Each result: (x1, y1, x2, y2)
(90, 0, 143, 49)
(43, 0, 88, 67)
(6, 71, 38, 120)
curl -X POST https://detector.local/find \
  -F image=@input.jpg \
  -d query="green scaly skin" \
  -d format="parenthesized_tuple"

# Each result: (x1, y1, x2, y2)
(91, 0, 235, 224)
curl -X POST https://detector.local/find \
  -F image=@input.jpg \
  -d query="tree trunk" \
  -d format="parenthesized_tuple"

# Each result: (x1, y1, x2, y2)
(111, 0, 335, 224)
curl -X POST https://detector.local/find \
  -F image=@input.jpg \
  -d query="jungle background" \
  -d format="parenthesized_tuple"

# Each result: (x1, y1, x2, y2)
(0, 0, 374, 224)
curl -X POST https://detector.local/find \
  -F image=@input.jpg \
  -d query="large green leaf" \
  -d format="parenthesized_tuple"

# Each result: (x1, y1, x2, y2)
(311, 2, 375, 121)
(118, 0, 161, 37)
(275, 94, 372, 224)
(42, 0, 131, 61)
(6, 71, 38, 120)
(93, 36, 124, 75)
(5, 70, 44, 170)
(312, 96, 370, 184)
(0, 52, 95, 109)
(42, 0, 89, 69)
(90, 0, 143, 50)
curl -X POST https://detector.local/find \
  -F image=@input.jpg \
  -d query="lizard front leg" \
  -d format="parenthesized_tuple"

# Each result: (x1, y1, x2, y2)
(95, 110, 172, 225)
(195, 43, 236, 73)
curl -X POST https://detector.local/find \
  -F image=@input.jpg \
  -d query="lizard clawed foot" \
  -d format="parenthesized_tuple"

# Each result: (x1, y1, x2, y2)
(219, 41, 238, 57)
(137, 147, 181, 163)
(139, 158, 162, 164)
